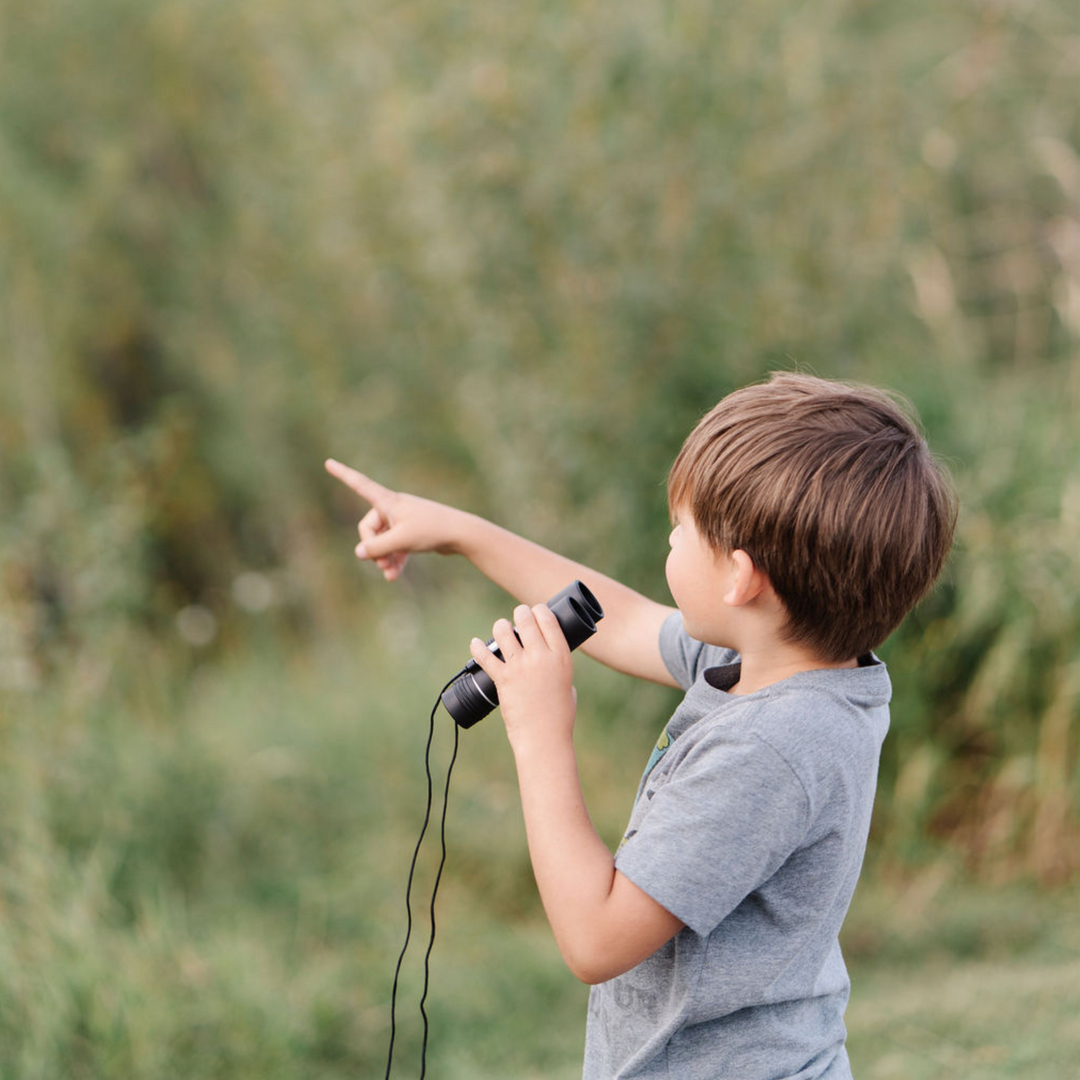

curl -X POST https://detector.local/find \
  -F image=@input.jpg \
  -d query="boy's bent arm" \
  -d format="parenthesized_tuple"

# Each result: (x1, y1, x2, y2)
(513, 734, 685, 984)
(470, 606, 684, 986)
(326, 459, 678, 687)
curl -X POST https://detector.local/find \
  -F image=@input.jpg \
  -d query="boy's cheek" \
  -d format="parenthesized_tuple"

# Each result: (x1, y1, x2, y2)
(663, 549, 677, 594)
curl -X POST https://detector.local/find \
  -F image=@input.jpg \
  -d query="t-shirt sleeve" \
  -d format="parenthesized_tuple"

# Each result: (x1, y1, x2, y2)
(658, 611, 710, 690)
(614, 724, 810, 936)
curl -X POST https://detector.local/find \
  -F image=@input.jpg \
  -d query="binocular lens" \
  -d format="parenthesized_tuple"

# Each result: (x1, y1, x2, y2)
(441, 581, 604, 728)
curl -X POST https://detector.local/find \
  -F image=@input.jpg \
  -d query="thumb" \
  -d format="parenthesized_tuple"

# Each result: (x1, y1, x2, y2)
(356, 524, 408, 561)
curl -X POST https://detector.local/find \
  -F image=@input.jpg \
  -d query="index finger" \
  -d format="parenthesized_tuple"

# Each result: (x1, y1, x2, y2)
(324, 459, 392, 506)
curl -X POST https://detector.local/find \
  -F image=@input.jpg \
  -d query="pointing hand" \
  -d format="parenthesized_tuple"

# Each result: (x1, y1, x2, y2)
(325, 459, 463, 581)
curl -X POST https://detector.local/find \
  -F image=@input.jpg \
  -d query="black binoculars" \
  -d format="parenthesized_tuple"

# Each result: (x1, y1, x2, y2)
(441, 581, 604, 728)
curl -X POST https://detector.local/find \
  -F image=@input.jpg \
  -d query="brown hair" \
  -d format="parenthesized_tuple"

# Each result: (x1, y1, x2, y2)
(667, 372, 958, 661)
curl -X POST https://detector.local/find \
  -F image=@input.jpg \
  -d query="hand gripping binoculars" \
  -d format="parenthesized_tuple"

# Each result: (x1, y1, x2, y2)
(441, 581, 604, 728)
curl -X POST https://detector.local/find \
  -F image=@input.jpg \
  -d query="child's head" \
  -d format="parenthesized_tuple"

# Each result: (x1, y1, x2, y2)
(667, 372, 957, 662)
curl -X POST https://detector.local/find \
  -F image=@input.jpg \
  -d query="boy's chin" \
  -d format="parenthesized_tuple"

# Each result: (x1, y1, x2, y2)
(680, 613, 735, 650)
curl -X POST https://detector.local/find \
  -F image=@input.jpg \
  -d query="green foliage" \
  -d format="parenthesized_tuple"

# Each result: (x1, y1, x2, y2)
(842, 876, 1079, 1079)
(1, 620, 1076, 1078)
(0, 0, 1077, 1072)
(2, 0, 1075, 875)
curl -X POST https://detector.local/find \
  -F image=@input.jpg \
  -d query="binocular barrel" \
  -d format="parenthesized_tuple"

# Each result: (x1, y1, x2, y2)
(441, 581, 604, 728)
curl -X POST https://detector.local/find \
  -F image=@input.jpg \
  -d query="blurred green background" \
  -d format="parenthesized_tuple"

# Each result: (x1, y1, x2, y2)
(1, 0, 1077, 1076)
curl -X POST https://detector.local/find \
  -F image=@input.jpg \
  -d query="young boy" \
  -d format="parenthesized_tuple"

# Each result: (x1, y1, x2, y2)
(326, 372, 957, 1079)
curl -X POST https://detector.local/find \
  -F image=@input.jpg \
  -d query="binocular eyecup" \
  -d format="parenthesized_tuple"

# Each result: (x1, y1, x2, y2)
(441, 580, 604, 728)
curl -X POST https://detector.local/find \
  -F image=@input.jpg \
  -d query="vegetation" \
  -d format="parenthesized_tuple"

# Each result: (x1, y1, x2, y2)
(0, 0, 1076, 1074)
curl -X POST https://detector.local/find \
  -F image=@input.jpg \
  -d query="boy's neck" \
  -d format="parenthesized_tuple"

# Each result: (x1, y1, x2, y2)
(726, 645, 859, 696)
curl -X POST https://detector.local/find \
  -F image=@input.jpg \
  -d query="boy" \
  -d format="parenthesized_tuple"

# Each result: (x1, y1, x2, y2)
(326, 372, 957, 1079)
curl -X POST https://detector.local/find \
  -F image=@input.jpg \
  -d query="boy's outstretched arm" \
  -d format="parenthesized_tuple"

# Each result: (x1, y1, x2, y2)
(325, 459, 678, 687)
(470, 603, 685, 984)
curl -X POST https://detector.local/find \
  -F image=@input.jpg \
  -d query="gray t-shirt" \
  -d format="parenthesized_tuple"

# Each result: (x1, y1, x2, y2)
(583, 612, 890, 1080)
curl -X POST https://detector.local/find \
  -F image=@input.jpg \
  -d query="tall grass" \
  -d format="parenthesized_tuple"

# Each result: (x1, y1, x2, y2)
(2, 0, 1075, 877)
(0, 0, 1077, 1072)
(1, 612, 1075, 1077)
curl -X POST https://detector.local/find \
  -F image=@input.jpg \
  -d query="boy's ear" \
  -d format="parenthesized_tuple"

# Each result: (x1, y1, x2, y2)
(723, 549, 770, 607)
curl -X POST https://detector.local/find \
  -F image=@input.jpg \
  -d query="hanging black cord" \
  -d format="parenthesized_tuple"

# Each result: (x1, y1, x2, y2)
(384, 677, 458, 1080)
(418, 716, 459, 1078)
